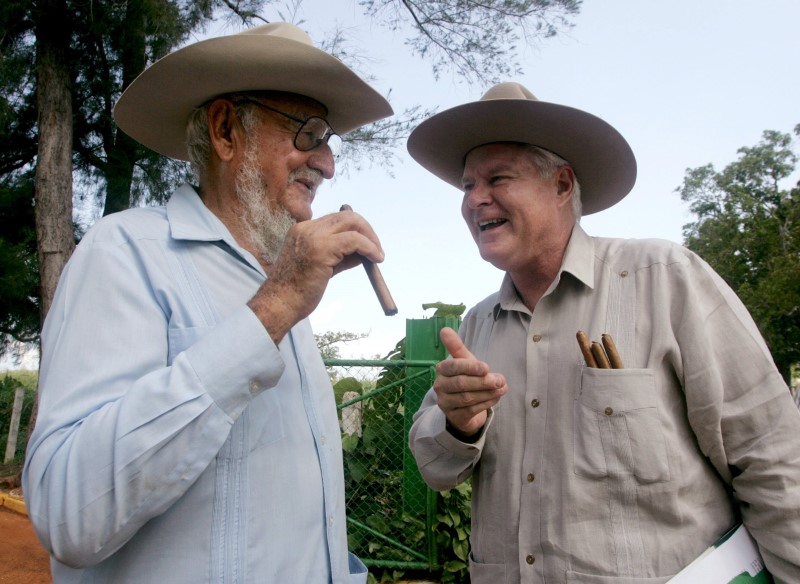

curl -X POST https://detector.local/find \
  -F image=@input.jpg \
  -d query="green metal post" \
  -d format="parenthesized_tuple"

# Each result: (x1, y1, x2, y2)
(403, 316, 461, 568)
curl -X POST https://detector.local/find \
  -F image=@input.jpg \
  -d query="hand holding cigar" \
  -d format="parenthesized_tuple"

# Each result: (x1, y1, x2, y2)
(340, 204, 398, 316)
(576, 330, 624, 369)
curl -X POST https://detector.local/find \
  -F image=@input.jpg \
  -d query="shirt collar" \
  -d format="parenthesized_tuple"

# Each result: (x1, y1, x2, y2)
(493, 223, 596, 320)
(167, 184, 232, 242)
(166, 184, 265, 274)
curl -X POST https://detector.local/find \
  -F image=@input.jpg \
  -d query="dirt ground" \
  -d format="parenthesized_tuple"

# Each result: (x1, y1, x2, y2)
(0, 505, 51, 583)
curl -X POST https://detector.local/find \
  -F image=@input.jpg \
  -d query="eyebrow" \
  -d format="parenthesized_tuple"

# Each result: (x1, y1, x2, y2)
(462, 162, 517, 185)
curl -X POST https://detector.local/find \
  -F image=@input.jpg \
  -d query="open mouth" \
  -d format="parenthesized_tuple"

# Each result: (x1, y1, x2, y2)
(479, 218, 508, 232)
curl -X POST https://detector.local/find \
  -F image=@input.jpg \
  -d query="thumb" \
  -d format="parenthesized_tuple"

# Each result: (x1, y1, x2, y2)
(440, 327, 475, 360)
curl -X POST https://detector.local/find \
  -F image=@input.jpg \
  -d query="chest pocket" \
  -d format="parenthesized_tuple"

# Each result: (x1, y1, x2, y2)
(574, 367, 670, 483)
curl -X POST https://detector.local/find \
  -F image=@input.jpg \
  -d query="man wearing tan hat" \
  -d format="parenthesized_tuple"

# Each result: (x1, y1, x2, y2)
(408, 83, 800, 583)
(23, 23, 392, 583)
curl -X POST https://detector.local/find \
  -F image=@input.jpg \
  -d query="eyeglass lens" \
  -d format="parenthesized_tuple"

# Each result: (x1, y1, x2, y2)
(297, 117, 343, 158)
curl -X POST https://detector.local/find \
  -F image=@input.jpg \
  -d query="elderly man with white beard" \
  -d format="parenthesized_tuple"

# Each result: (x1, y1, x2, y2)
(23, 23, 392, 584)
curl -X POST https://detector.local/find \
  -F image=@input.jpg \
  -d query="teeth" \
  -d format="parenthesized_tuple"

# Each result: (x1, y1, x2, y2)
(479, 218, 506, 231)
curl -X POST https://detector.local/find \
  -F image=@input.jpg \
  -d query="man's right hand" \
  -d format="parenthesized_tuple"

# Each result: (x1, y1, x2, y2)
(435, 327, 507, 439)
(248, 209, 384, 343)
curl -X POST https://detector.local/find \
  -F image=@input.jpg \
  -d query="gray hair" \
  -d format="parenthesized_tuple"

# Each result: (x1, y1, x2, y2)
(522, 144, 583, 221)
(185, 96, 262, 178)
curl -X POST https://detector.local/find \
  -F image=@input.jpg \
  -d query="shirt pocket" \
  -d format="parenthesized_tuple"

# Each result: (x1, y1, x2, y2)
(566, 571, 672, 584)
(468, 552, 507, 584)
(573, 368, 670, 484)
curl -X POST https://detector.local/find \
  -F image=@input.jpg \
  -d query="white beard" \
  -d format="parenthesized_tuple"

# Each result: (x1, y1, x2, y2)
(235, 141, 296, 265)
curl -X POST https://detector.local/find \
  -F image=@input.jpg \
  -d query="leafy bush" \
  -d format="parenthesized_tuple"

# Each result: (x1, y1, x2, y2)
(434, 481, 472, 583)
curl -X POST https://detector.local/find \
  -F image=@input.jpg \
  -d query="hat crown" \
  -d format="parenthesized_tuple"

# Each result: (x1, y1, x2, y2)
(239, 22, 312, 45)
(481, 82, 538, 102)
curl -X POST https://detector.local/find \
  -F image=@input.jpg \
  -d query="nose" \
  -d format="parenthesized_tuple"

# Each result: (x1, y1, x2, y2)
(463, 183, 492, 209)
(306, 143, 335, 179)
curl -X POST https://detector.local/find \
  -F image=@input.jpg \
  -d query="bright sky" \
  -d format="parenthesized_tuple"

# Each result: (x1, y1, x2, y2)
(300, 0, 800, 358)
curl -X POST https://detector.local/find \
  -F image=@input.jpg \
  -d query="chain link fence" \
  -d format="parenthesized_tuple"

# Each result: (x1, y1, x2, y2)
(327, 358, 440, 571)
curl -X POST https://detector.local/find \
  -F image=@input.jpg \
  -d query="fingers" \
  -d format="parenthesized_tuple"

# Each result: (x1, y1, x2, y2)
(434, 327, 506, 437)
(440, 327, 474, 360)
(332, 208, 385, 265)
(438, 327, 489, 378)
(279, 210, 384, 283)
(249, 210, 386, 343)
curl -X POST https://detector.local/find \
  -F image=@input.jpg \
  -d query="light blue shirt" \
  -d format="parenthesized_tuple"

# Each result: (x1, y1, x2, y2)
(23, 184, 367, 583)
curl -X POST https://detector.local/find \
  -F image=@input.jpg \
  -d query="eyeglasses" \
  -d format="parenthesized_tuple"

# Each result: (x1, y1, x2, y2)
(235, 96, 343, 158)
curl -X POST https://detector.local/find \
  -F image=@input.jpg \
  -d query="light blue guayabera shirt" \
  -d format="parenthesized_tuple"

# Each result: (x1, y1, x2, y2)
(23, 184, 367, 583)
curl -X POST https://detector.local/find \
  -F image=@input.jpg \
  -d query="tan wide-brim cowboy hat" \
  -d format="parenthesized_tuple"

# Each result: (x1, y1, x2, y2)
(114, 22, 393, 161)
(407, 82, 636, 215)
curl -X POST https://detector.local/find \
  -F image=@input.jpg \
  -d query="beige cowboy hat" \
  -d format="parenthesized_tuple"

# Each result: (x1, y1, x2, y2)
(406, 82, 636, 215)
(113, 22, 393, 161)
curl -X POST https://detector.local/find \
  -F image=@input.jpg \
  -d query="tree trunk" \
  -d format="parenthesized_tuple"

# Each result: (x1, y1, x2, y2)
(102, 0, 146, 216)
(103, 136, 138, 216)
(29, 0, 75, 441)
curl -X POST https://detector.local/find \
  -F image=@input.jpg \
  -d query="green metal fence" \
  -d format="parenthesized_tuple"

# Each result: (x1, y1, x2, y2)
(326, 316, 461, 572)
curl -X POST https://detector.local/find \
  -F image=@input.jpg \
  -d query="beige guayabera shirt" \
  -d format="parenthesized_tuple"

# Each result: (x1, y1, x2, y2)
(410, 225, 800, 584)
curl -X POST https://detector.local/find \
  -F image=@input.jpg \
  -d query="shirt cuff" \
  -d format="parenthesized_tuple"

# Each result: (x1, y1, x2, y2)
(434, 407, 492, 455)
(184, 306, 285, 419)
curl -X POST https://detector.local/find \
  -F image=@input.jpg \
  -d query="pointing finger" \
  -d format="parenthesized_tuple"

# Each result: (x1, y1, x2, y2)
(440, 327, 474, 360)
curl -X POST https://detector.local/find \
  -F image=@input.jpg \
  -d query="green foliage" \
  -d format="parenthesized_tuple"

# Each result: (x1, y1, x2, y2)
(422, 302, 466, 317)
(678, 125, 800, 383)
(0, 171, 39, 347)
(434, 481, 472, 583)
(0, 371, 37, 463)
(3, 370, 37, 391)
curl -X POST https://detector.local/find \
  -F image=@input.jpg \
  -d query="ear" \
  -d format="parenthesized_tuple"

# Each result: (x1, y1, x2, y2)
(555, 166, 576, 208)
(207, 99, 244, 163)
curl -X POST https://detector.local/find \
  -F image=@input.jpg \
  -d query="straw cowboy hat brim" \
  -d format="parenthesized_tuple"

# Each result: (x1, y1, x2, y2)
(113, 23, 393, 161)
(406, 82, 636, 215)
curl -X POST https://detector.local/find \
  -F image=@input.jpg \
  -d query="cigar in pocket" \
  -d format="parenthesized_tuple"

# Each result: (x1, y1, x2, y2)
(601, 334, 624, 369)
(591, 341, 612, 369)
(576, 330, 598, 368)
(340, 204, 398, 316)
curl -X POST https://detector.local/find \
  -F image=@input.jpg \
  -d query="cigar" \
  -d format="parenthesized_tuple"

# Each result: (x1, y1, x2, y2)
(576, 330, 598, 368)
(601, 334, 624, 369)
(591, 342, 612, 369)
(340, 204, 398, 316)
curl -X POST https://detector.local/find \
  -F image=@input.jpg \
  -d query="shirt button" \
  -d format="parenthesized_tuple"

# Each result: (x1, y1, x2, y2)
(249, 380, 261, 393)
(531, 398, 540, 408)
(620, 270, 629, 277)
(526, 554, 535, 565)
(527, 473, 535, 483)
(604, 407, 614, 416)
(532, 334, 542, 343)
